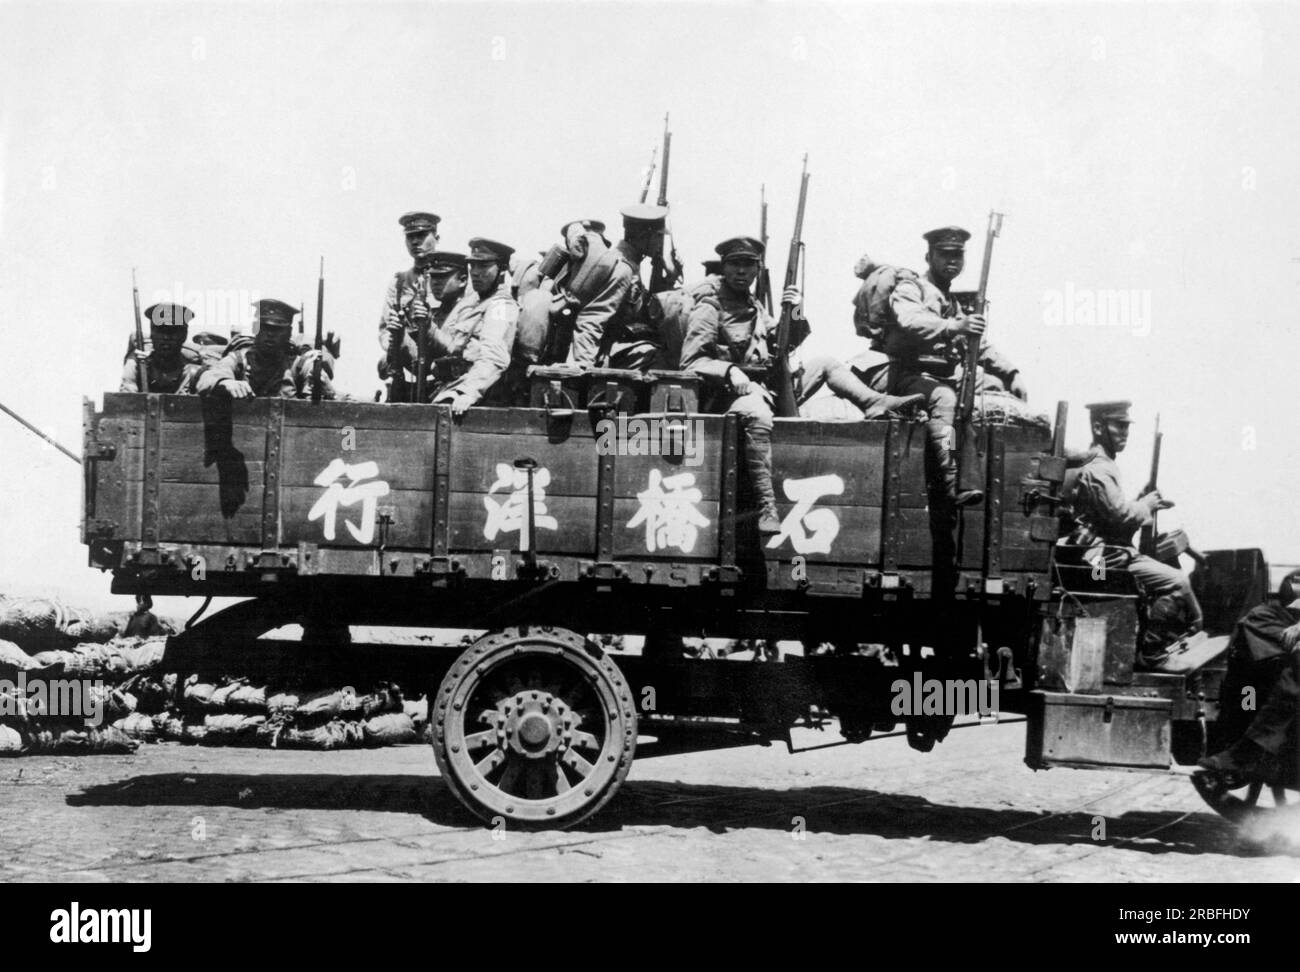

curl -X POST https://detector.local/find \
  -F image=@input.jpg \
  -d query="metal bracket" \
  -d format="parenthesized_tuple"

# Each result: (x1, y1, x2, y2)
(1037, 454, 1067, 484)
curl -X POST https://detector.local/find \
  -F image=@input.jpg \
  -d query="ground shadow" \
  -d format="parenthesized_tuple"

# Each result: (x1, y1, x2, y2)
(65, 769, 1295, 858)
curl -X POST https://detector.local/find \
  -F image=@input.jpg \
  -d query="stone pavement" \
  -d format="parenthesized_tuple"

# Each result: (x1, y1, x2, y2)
(2, 720, 1297, 882)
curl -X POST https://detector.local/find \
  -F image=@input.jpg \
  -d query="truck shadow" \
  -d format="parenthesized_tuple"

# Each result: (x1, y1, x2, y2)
(65, 771, 1295, 857)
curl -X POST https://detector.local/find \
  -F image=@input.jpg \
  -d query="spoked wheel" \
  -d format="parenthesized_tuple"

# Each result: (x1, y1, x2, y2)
(431, 625, 637, 830)
(1192, 771, 1292, 826)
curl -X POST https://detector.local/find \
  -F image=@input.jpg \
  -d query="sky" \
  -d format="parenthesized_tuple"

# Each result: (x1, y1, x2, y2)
(0, 0, 1297, 609)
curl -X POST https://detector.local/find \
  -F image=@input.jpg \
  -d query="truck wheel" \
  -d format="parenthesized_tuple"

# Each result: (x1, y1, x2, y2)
(431, 625, 637, 830)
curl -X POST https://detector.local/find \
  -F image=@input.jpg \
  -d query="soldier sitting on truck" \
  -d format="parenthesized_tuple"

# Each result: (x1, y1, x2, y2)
(558, 205, 667, 371)
(380, 251, 468, 402)
(1060, 400, 1204, 670)
(198, 299, 335, 400)
(120, 302, 205, 394)
(418, 238, 521, 414)
(1199, 569, 1300, 779)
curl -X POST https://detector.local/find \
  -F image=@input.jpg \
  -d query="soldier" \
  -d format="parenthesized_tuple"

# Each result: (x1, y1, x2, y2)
(380, 251, 468, 401)
(680, 236, 806, 533)
(1062, 400, 1203, 669)
(198, 299, 335, 399)
(120, 303, 205, 394)
(564, 204, 668, 370)
(1200, 569, 1300, 778)
(869, 227, 1025, 509)
(378, 212, 461, 358)
(421, 238, 520, 414)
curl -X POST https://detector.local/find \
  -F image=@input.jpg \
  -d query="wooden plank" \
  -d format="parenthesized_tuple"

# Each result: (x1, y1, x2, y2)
(448, 492, 597, 554)
(157, 482, 263, 544)
(279, 427, 435, 491)
(614, 452, 723, 502)
(280, 485, 431, 550)
(762, 503, 883, 563)
(612, 498, 721, 561)
(448, 432, 599, 496)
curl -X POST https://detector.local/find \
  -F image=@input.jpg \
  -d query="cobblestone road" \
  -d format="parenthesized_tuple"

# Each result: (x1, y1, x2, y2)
(3, 720, 1298, 882)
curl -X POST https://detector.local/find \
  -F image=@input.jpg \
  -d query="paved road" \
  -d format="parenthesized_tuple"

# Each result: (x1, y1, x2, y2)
(3, 720, 1298, 882)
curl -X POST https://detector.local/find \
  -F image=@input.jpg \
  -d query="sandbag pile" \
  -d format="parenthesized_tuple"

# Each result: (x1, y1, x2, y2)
(0, 595, 157, 653)
(176, 677, 426, 750)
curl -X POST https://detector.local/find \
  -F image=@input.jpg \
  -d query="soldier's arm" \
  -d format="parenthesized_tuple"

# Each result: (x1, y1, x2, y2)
(977, 341, 1020, 387)
(451, 301, 519, 405)
(888, 278, 957, 343)
(680, 297, 734, 383)
(196, 353, 243, 395)
(378, 275, 402, 351)
(569, 264, 633, 368)
(1077, 465, 1153, 540)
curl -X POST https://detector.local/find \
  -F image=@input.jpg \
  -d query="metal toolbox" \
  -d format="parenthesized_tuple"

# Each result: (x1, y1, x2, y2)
(1025, 690, 1172, 770)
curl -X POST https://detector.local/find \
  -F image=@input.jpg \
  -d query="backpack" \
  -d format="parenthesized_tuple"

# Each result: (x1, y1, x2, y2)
(851, 257, 920, 348)
(651, 275, 721, 370)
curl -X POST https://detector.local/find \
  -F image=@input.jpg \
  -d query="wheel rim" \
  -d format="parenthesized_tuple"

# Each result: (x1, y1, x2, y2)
(434, 627, 636, 826)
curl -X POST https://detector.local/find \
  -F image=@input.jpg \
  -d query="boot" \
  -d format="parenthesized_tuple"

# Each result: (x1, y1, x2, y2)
(821, 362, 925, 420)
(743, 424, 781, 534)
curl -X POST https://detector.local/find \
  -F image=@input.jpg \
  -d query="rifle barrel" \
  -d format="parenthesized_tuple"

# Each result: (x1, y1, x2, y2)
(0, 400, 80, 463)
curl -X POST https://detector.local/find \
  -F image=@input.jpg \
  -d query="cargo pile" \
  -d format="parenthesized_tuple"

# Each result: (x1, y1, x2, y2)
(0, 595, 431, 756)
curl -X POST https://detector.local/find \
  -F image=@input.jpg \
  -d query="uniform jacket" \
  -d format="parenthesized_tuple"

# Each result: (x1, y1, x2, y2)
(567, 242, 654, 367)
(885, 270, 1018, 384)
(680, 282, 809, 383)
(197, 340, 335, 400)
(1231, 602, 1300, 664)
(1064, 444, 1152, 547)
(119, 349, 204, 394)
(423, 277, 519, 404)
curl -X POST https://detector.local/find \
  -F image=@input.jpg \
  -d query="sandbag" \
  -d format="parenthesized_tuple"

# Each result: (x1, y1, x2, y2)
(183, 678, 217, 709)
(0, 597, 66, 650)
(153, 713, 185, 741)
(22, 726, 137, 754)
(200, 713, 266, 745)
(267, 690, 301, 718)
(363, 713, 417, 746)
(277, 719, 365, 751)
(359, 683, 402, 718)
(0, 724, 22, 753)
(225, 683, 267, 713)
(295, 686, 360, 721)
(0, 639, 36, 671)
(112, 712, 159, 742)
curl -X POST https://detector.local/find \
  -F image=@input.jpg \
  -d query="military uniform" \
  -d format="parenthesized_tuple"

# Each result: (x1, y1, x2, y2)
(119, 303, 205, 394)
(198, 299, 335, 400)
(1062, 402, 1203, 659)
(565, 205, 664, 370)
(380, 251, 467, 400)
(420, 238, 520, 407)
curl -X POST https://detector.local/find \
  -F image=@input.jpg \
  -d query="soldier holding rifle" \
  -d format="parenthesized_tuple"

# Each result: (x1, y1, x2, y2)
(120, 301, 204, 394)
(198, 299, 335, 400)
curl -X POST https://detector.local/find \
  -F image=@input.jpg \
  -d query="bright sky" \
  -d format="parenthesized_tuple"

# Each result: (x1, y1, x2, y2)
(1, 1, 1297, 610)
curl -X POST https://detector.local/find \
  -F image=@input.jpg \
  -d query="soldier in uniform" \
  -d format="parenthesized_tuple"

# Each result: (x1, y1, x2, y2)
(1200, 569, 1300, 778)
(870, 227, 1025, 509)
(198, 299, 335, 399)
(1062, 400, 1203, 668)
(380, 251, 468, 401)
(419, 238, 520, 414)
(120, 302, 205, 394)
(378, 213, 464, 373)
(564, 204, 668, 370)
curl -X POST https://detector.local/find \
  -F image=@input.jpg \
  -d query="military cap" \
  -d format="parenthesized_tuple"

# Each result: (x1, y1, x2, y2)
(560, 219, 607, 238)
(399, 212, 441, 234)
(923, 226, 972, 250)
(466, 238, 515, 265)
(252, 298, 298, 329)
(427, 251, 468, 274)
(1085, 400, 1133, 424)
(1279, 568, 1300, 609)
(144, 302, 194, 329)
(619, 204, 668, 228)
(715, 236, 765, 262)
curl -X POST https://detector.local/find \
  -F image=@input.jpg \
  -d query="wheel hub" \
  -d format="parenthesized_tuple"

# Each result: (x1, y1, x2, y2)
(498, 692, 571, 760)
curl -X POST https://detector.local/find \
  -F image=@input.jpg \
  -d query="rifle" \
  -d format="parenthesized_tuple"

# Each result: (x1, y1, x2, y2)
(756, 185, 774, 315)
(1139, 414, 1162, 555)
(638, 146, 657, 205)
(0, 399, 80, 464)
(772, 155, 809, 419)
(131, 269, 149, 392)
(955, 211, 1004, 497)
(650, 113, 683, 293)
(311, 257, 326, 404)
(414, 268, 430, 404)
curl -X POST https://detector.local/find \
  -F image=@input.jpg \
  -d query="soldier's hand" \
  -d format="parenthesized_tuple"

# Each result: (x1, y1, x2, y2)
(954, 314, 987, 337)
(728, 366, 752, 396)
(1144, 490, 1174, 512)
(1008, 373, 1028, 401)
(450, 394, 472, 416)
(1282, 620, 1300, 651)
(782, 286, 802, 309)
(222, 379, 254, 399)
(133, 349, 150, 365)
(324, 330, 342, 359)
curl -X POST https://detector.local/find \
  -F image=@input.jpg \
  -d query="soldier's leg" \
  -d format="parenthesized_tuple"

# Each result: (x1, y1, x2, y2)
(1127, 553, 1203, 655)
(797, 354, 925, 419)
(728, 389, 779, 534)
(604, 339, 658, 372)
(1244, 656, 1299, 755)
